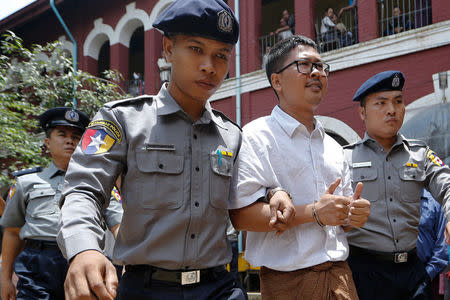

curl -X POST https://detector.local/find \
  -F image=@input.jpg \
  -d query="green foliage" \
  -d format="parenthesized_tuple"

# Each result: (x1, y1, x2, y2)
(0, 31, 129, 188)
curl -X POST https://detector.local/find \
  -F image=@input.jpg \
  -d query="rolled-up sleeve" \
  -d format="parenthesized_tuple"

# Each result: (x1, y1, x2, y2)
(1, 181, 26, 228)
(229, 128, 277, 210)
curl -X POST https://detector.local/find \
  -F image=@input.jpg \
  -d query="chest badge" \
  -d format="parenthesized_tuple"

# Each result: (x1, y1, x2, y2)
(352, 161, 372, 168)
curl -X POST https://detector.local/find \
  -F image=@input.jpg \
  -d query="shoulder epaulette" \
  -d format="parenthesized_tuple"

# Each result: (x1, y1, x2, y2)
(404, 138, 427, 147)
(105, 94, 154, 108)
(212, 109, 242, 131)
(12, 166, 42, 177)
(343, 140, 362, 149)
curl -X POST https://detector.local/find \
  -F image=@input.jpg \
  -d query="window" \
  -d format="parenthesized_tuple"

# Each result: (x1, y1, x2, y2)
(379, 0, 431, 37)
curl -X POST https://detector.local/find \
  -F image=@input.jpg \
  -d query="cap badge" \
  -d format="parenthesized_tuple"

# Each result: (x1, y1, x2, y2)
(392, 74, 400, 88)
(217, 10, 233, 33)
(65, 109, 80, 122)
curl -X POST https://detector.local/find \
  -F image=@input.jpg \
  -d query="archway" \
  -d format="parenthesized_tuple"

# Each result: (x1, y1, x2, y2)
(316, 115, 361, 145)
(98, 41, 110, 78)
(128, 27, 145, 96)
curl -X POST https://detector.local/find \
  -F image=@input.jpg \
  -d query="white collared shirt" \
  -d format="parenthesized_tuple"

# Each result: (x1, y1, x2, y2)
(230, 105, 353, 271)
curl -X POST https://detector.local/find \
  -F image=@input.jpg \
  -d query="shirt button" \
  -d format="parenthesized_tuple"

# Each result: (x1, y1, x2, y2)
(159, 164, 164, 169)
(191, 234, 196, 239)
(390, 198, 393, 202)
(195, 167, 200, 172)
(387, 176, 391, 180)
(193, 134, 197, 140)
(194, 202, 199, 207)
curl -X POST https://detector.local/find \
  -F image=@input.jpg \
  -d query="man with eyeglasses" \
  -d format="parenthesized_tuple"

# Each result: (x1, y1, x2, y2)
(229, 35, 370, 299)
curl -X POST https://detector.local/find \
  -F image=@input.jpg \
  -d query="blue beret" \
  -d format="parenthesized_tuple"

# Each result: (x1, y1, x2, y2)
(152, 0, 239, 45)
(39, 107, 90, 131)
(353, 70, 405, 102)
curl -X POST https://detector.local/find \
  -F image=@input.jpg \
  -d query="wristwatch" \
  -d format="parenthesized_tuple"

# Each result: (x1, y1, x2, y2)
(266, 187, 292, 202)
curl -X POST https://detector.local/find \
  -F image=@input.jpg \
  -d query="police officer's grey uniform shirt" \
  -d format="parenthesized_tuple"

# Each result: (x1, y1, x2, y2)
(58, 85, 242, 270)
(344, 133, 450, 252)
(1, 163, 64, 241)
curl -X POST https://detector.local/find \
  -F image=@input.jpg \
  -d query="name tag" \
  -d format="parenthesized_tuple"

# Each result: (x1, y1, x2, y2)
(145, 144, 175, 151)
(352, 161, 372, 168)
(33, 184, 51, 189)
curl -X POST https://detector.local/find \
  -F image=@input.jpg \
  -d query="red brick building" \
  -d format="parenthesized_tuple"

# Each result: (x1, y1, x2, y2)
(1, 0, 449, 155)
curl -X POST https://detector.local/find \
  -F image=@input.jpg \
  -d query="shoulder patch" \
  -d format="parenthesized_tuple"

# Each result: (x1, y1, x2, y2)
(7, 183, 15, 200)
(111, 186, 122, 203)
(88, 120, 122, 143)
(82, 128, 116, 155)
(12, 166, 42, 177)
(104, 95, 153, 108)
(212, 109, 242, 131)
(427, 149, 445, 167)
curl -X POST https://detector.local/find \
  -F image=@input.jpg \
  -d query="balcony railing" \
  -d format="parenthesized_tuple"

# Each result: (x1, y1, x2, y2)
(315, 7, 358, 54)
(379, 0, 432, 37)
(259, 34, 279, 69)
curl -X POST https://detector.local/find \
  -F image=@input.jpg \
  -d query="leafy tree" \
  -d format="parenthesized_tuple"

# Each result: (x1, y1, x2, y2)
(0, 31, 129, 189)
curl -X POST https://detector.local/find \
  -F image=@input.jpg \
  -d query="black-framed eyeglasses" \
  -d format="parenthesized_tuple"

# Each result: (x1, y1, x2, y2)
(275, 59, 330, 76)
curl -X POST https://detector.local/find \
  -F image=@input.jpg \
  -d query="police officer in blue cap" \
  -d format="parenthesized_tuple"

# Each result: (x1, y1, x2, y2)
(58, 0, 246, 299)
(343, 71, 450, 300)
(0, 107, 90, 299)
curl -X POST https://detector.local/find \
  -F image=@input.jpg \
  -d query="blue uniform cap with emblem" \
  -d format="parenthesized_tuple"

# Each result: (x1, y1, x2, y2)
(39, 107, 90, 132)
(353, 70, 405, 102)
(152, 0, 239, 45)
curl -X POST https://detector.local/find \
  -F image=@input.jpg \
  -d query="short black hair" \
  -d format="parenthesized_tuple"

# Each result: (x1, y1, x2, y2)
(360, 97, 366, 107)
(265, 35, 317, 98)
(45, 128, 54, 138)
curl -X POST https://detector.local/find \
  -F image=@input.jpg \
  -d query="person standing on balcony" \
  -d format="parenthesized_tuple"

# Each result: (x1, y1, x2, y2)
(344, 70, 450, 300)
(282, 9, 295, 34)
(273, 18, 294, 41)
(331, 13, 353, 47)
(271, 9, 295, 37)
(229, 35, 370, 299)
(386, 7, 412, 35)
(57, 0, 248, 299)
(321, 7, 337, 42)
(271, 10, 294, 42)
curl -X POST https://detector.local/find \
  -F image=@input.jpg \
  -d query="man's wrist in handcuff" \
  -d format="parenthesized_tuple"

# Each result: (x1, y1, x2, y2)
(261, 187, 293, 204)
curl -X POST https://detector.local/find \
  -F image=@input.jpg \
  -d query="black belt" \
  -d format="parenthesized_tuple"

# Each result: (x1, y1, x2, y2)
(349, 245, 417, 263)
(25, 239, 59, 251)
(125, 265, 226, 285)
